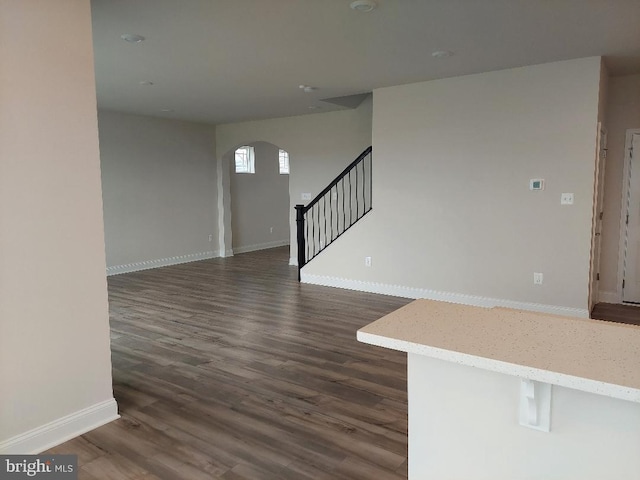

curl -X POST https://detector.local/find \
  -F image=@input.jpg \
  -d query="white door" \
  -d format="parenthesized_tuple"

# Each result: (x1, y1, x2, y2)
(589, 126, 607, 309)
(623, 133, 640, 303)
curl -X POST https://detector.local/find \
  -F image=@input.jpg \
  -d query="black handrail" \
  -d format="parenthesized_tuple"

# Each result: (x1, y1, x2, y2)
(305, 146, 372, 209)
(295, 146, 372, 280)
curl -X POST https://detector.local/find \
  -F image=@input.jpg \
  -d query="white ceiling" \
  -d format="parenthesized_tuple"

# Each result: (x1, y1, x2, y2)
(91, 0, 640, 125)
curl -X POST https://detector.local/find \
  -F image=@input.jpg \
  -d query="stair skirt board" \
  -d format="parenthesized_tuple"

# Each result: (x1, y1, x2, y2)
(301, 273, 589, 318)
(232, 240, 290, 255)
(0, 399, 119, 454)
(106, 251, 219, 276)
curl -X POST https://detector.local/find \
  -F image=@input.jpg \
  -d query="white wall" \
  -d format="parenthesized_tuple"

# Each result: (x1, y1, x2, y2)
(305, 58, 602, 313)
(98, 111, 218, 273)
(230, 142, 290, 253)
(599, 74, 640, 301)
(408, 354, 640, 479)
(0, 0, 117, 452)
(216, 96, 373, 262)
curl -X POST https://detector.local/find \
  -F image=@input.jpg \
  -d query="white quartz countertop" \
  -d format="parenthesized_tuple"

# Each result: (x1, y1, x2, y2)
(357, 299, 640, 402)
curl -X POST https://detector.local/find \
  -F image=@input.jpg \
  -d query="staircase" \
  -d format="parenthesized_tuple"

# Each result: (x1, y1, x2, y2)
(295, 146, 372, 280)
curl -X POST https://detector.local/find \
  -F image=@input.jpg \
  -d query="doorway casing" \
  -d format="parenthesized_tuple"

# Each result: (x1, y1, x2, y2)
(615, 129, 640, 303)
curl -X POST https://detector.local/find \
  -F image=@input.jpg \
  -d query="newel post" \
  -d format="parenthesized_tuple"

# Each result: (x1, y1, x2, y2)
(295, 204, 306, 281)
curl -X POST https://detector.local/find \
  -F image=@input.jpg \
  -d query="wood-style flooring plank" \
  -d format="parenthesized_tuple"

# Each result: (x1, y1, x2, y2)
(591, 302, 640, 326)
(46, 247, 410, 479)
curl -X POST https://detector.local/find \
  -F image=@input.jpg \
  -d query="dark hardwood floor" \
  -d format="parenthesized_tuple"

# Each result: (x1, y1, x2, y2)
(591, 302, 640, 326)
(47, 247, 411, 479)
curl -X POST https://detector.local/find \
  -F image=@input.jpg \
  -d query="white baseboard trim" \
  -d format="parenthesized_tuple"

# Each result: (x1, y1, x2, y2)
(0, 398, 119, 454)
(301, 273, 589, 318)
(106, 251, 219, 276)
(233, 240, 289, 255)
(289, 257, 298, 266)
(598, 290, 620, 304)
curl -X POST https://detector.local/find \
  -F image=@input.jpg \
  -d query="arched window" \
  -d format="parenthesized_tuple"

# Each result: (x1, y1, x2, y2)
(278, 149, 290, 174)
(235, 146, 255, 173)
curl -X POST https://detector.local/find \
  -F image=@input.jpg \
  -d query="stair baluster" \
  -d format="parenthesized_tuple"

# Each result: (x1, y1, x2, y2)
(295, 146, 372, 280)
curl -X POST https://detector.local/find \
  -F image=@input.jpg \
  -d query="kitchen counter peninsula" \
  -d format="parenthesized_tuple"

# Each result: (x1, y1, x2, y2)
(357, 299, 640, 480)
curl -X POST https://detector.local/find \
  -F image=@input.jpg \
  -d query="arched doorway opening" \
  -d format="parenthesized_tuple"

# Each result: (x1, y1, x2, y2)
(218, 141, 291, 256)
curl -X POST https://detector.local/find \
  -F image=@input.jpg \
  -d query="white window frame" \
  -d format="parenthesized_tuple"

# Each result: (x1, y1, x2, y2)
(235, 146, 255, 173)
(278, 149, 290, 175)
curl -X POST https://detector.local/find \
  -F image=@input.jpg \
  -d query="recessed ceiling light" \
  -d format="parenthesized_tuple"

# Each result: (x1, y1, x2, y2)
(160, 108, 174, 112)
(350, 0, 377, 12)
(299, 84, 317, 93)
(308, 106, 322, 110)
(120, 33, 145, 44)
(139, 81, 154, 86)
(432, 50, 454, 58)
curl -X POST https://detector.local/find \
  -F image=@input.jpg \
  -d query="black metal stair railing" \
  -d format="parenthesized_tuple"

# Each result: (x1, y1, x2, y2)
(295, 146, 372, 280)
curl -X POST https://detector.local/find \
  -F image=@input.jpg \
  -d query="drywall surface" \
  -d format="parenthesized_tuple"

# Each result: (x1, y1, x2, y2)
(599, 74, 640, 299)
(216, 96, 372, 261)
(0, 0, 116, 448)
(98, 111, 218, 270)
(598, 60, 609, 125)
(305, 58, 601, 311)
(230, 142, 290, 252)
(408, 353, 640, 479)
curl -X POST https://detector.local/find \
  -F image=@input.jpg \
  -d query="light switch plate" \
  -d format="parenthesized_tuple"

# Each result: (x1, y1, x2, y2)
(301, 192, 312, 201)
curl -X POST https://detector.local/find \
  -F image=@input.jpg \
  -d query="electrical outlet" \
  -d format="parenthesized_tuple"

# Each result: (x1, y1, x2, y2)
(533, 272, 543, 285)
(208, 234, 213, 242)
(365, 256, 372, 267)
(560, 193, 574, 205)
